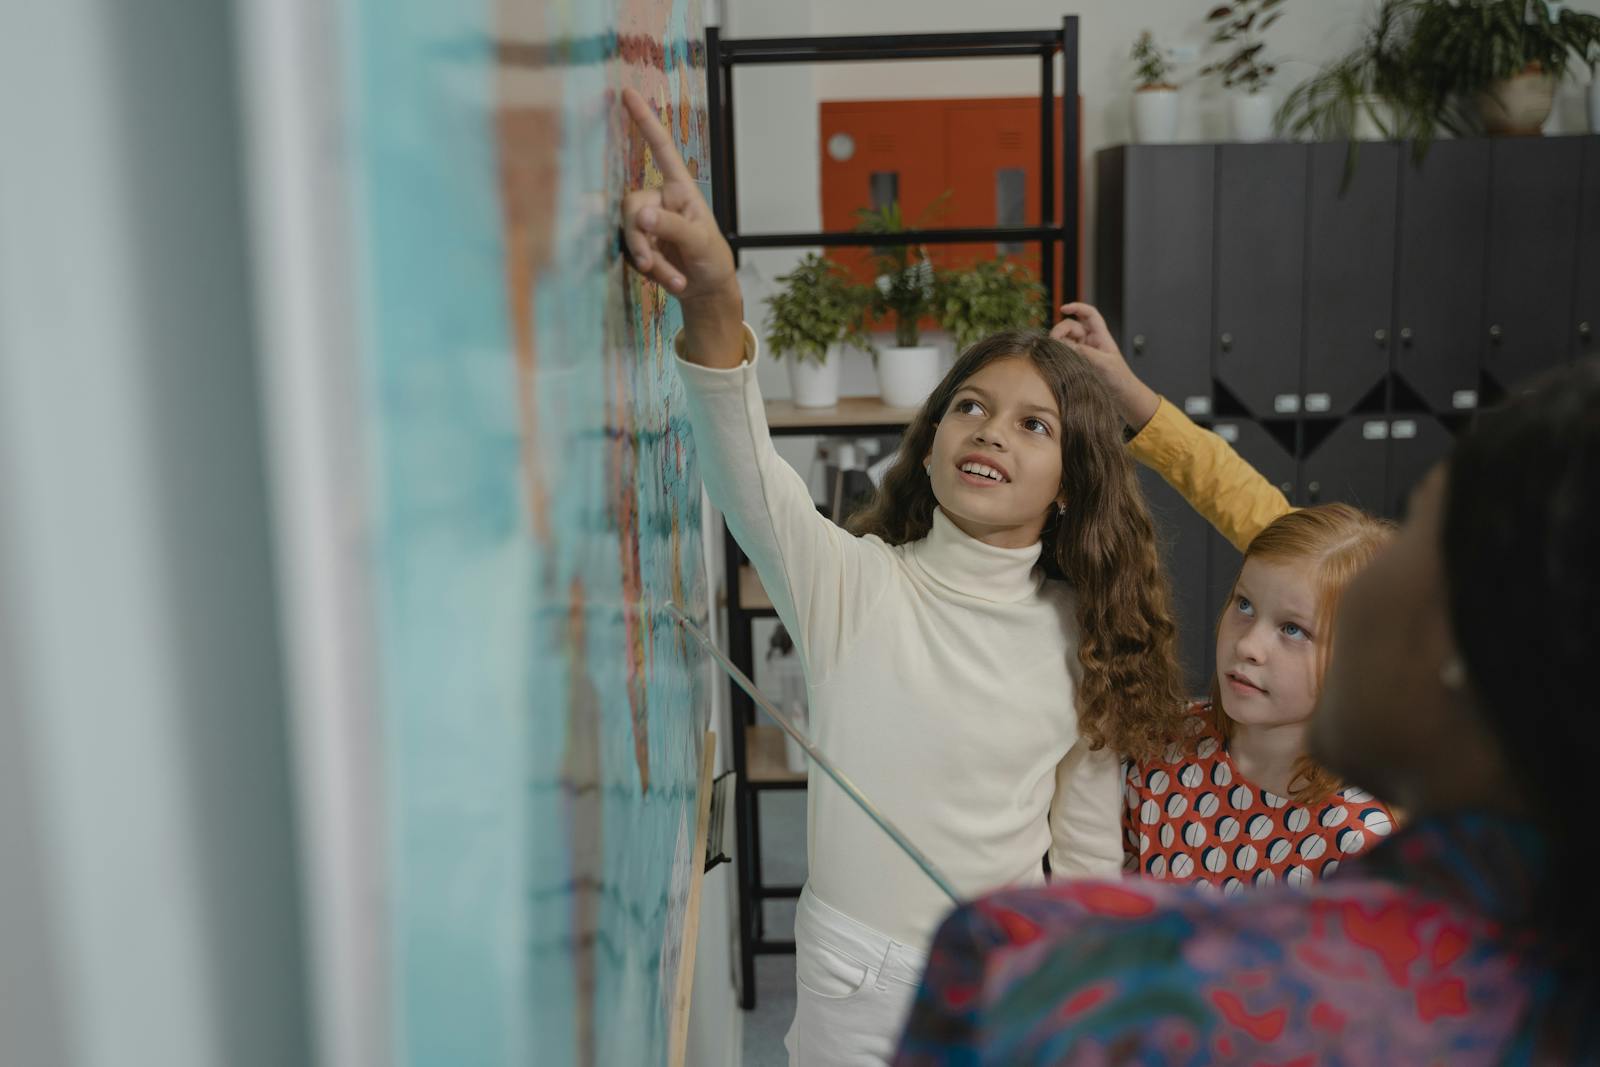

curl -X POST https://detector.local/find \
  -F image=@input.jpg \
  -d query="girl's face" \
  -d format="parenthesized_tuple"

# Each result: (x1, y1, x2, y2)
(925, 356, 1065, 549)
(1216, 556, 1322, 729)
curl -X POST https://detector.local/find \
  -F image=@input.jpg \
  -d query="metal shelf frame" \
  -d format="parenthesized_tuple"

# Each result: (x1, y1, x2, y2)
(704, 19, 1082, 1010)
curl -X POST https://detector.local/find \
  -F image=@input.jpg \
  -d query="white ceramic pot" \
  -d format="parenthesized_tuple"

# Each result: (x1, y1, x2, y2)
(783, 728, 808, 773)
(1477, 70, 1557, 135)
(785, 348, 841, 408)
(1133, 87, 1180, 144)
(1352, 94, 1395, 140)
(1229, 91, 1275, 142)
(1588, 78, 1600, 134)
(875, 345, 942, 408)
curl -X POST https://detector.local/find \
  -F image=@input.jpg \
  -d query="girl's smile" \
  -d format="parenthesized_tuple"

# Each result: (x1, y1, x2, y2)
(926, 356, 1064, 549)
(955, 453, 1011, 486)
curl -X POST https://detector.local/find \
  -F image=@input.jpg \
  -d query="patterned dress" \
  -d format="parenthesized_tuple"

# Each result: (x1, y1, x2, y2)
(894, 814, 1598, 1065)
(1123, 705, 1398, 890)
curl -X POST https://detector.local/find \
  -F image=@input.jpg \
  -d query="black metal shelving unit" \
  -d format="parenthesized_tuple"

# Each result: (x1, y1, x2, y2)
(704, 19, 1082, 1010)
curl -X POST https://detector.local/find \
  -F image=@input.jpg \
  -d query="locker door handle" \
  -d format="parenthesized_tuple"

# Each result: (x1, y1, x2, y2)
(1132, 334, 1146, 355)
(1373, 329, 1388, 345)
(1580, 322, 1593, 341)
(1399, 327, 1414, 346)
(1307, 480, 1322, 503)
(1488, 324, 1503, 343)
(1219, 333, 1233, 352)
(1278, 481, 1293, 495)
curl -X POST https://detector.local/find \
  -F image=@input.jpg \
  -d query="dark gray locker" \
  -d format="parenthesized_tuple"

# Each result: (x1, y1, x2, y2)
(1099, 146, 1216, 413)
(1137, 468, 1212, 698)
(1204, 421, 1298, 684)
(1214, 144, 1309, 418)
(1303, 143, 1400, 416)
(1394, 140, 1490, 412)
(1573, 138, 1600, 365)
(1300, 417, 1389, 513)
(1483, 138, 1584, 391)
(1387, 415, 1455, 521)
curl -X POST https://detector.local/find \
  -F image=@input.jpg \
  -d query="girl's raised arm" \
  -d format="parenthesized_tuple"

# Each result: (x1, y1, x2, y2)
(1053, 302, 1291, 552)
(620, 88, 891, 680)
(619, 88, 743, 369)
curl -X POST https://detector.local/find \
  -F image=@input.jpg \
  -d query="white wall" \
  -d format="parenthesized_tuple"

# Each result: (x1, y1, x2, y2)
(0, 3, 310, 1065)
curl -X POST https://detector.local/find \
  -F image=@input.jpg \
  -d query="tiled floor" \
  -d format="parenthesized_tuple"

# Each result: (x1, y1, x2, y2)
(741, 955, 796, 1067)
(741, 789, 806, 1067)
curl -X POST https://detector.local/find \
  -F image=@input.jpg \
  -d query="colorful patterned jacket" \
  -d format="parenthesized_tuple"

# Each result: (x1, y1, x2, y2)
(895, 814, 1598, 1065)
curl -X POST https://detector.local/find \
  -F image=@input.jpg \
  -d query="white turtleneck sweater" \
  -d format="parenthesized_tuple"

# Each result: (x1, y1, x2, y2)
(677, 327, 1123, 949)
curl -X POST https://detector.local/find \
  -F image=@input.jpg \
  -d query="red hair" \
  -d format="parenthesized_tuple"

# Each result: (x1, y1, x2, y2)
(1209, 504, 1394, 804)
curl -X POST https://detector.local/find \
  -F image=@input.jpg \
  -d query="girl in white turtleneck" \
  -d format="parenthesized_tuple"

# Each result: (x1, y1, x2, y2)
(619, 89, 1187, 1067)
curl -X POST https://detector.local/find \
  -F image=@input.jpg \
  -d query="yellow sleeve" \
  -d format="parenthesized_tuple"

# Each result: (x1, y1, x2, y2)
(1127, 398, 1294, 553)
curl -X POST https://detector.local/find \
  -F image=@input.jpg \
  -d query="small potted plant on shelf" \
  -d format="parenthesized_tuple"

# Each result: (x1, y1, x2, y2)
(1405, 0, 1600, 136)
(763, 252, 871, 409)
(1202, 0, 1287, 141)
(1131, 30, 1181, 143)
(854, 196, 947, 408)
(934, 258, 1046, 353)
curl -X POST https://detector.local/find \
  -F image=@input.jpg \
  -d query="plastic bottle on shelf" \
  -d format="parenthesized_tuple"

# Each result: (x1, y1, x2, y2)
(764, 624, 809, 773)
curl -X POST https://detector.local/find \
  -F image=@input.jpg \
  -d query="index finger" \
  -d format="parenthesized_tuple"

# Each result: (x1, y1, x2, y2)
(622, 87, 692, 183)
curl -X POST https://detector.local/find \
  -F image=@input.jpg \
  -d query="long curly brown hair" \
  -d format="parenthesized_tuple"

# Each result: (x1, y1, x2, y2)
(847, 331, 1187, 759)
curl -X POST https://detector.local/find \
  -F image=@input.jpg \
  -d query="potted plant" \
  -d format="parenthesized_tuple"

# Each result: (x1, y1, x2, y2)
(1588, 34, 1600, 133)
(1582, 21, 1600, 132)
(934, 258, 1046, 353)
(1406, 0, 1600, 135)
(763, 252, 870, 408)
(854, 198, 946, 408)
(1131, 30, 1181, 143)
(1202, 0, 1287, 141)
(1276, 0, 1428, 145)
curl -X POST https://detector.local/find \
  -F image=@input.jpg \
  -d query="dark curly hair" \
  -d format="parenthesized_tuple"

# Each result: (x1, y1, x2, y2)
(1443, 355, 1600, 967)
(847, 330, 1187, 759)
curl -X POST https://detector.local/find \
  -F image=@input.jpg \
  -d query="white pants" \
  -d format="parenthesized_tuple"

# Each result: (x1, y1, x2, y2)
(784, 885, 928, 1067)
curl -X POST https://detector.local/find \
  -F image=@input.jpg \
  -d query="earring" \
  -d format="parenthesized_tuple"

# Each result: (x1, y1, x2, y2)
(1439, 656, 1466, 691)
(1055, 501, 1067, 516)
(923, 459, 932, 474)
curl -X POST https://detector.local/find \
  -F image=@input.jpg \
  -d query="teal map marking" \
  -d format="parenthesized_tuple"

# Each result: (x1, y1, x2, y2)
(341, 0, 711, 1061)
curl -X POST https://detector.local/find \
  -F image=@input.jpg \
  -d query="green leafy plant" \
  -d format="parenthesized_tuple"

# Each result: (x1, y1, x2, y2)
(1132, 30, 1176, 89)
(1278, 0, 1600, 158)
(1275, 0, 1444, 187)
(1405, 0, 1600, 134)
(934, 259, 1046, 352)
(1202, 0, 1286, 92)
(763, 253, 871, 364)
(1277, 1, 1426, 139)
(853, 194, 950, 348)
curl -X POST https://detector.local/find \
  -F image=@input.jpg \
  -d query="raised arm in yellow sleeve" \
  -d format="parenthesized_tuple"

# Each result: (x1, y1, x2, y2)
(1049, 302, 1293, 553)
(1126, 398, 1294, 553)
